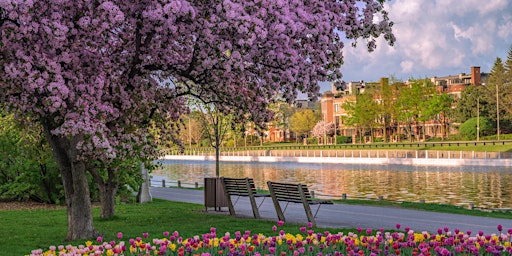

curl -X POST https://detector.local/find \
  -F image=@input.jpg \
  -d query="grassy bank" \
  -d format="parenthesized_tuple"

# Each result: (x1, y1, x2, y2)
(335, 199, 512, 219)
(0, 200, 350, 255)
(184, 140, 512, 154)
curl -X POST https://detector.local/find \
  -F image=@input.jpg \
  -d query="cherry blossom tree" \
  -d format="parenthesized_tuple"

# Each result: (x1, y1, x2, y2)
(1, 0, 394, 240)
(312, 120, 336, 143)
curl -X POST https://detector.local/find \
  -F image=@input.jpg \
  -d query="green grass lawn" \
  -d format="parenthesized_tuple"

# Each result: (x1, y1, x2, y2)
(0, 200, 350, 255)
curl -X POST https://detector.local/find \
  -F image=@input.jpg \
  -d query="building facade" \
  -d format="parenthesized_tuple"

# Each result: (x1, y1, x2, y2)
(320, 66, 489, 142)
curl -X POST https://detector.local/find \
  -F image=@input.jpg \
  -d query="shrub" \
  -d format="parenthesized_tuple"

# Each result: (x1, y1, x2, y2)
(306, 137, 318, 145)
(459, 117, 494, 140)
(336, 135, 352, 144)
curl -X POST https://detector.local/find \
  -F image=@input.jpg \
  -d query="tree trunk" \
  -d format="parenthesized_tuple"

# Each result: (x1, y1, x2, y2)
(407, 124, 413, 142)
(422, 121, 426, 142)
(43, 122, 98, 240)
(89, 167, 119, 218)
(214, 121, 220, 177)
(98, 180, 118, 218)
(442, 114, 446, 141)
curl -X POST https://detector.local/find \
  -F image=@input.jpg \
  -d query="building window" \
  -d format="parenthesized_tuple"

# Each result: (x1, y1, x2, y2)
(335, 104, 339, 113)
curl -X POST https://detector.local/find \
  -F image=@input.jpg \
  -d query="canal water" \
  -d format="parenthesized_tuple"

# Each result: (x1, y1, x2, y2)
(153, 160, 512, 209)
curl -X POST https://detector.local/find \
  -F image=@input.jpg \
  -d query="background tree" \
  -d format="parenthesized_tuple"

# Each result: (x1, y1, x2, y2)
(424, 92, 453, 140)
(378, 78, 400, 142)
(481, 58, 512, 134)
(1, 0, 394, 239)
(179, 112, 204, 148)
(311, 120, 335, 144)
(343, 92, 379, 143)
(453, 85, 493, 125)
(395, 79, 433, 141)
(269, 101, 294, 132)
(289, 109, 320, 141)
(505, 45, 512, 77)
(196, 102, 232, 177)
(0, 109, 63, 204)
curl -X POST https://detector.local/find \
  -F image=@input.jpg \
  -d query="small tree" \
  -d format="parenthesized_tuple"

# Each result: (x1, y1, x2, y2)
(311, 121, 335, 144)
(196, 103, 232, 177)
(343, 93, 379, 143)
(179, 112, 204, 147)
(395, 79, 434, 142)
(290, 109, 320, 141)
(423, 92, 453, 140)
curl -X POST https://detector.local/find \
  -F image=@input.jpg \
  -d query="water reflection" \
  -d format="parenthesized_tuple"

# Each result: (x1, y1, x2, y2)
(153, 160, 512, 209)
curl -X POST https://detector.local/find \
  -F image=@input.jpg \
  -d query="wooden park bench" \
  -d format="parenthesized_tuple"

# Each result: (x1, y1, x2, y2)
(221, 177, 270, 219)
(266, 181, 333, 226)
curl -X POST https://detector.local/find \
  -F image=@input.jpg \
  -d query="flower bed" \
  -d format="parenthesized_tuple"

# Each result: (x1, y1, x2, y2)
(30, 222, 512, 255)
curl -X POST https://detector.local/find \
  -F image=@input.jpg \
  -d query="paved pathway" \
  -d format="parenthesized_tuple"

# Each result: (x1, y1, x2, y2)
(150, 187, 512, 235)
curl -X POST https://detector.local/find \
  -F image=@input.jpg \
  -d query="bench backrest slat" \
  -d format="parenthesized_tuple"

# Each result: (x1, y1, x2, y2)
(267, 182, 313, 203)
(222, 177, 258, 196)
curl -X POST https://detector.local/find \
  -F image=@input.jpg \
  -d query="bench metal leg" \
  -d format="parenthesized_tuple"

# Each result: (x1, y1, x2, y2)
(224, 195, 237, 216)
(257, 197, 266, 209)
(248, 195, 261, 219)
(313, 205, 322, 219)
(268, 181, 286, 222)
(283, 201, 290, 214)
(298, 184, 316, 226)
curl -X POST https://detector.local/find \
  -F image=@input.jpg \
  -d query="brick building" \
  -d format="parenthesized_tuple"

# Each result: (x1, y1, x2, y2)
(320, 66, 489, 142)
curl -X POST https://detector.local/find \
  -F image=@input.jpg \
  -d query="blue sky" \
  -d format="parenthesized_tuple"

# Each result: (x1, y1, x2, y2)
(317, 0, 512, 93)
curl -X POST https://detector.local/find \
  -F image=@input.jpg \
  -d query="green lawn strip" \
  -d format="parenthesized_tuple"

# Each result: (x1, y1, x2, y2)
(0, 199, 348, 255)
(217, 139, 512, 152)
(334, 199, 512, 219)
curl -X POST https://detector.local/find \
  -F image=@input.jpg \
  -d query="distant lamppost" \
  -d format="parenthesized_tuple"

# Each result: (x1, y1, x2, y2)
(496, 84, 500, 141)
(476, 97, 480, 141)
(334, 115, 337, 145)
(323, 113, 327, 144)
(189, 116, 192, 148)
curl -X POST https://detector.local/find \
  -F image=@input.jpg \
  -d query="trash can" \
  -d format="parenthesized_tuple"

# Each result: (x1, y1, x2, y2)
(204, 177, 228, 211)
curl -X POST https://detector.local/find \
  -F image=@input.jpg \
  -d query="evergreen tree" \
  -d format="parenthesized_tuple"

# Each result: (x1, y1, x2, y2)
(453, 85, 493, 124)
(504, 45, 512, 79)
(485, 57, 512, 134)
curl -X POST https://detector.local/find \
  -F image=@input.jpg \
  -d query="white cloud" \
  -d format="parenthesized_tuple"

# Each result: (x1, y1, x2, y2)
(338, 0, 512, 83)
(400, 60, 414, 73)
(498, 14, 512, 39)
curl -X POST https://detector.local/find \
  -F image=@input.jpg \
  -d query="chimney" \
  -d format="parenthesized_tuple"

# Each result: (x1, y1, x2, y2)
(471, 66, 481, 86)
